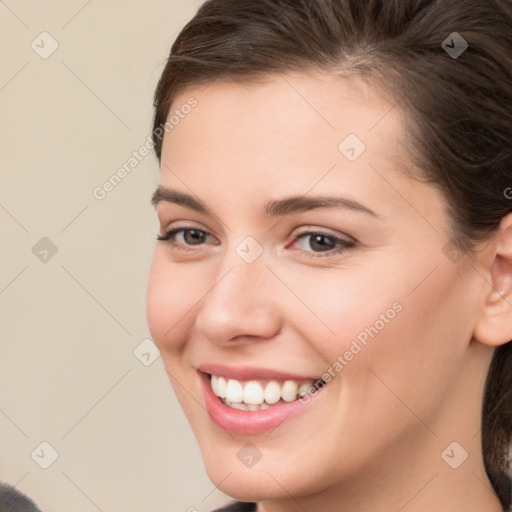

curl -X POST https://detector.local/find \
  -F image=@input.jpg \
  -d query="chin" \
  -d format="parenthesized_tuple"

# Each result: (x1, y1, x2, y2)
(198, 435, 334, 503)
(203, 459, 291, 502)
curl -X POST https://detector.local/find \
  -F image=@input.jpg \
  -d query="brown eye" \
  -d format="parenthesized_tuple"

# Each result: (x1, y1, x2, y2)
(308, 234, 337, 252)
(289, 230, 355, 258)
(157, 227, 216, 246)
(182, 229, 208, 245)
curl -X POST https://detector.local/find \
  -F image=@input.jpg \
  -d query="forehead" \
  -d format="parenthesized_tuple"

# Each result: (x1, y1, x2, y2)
(161, 72, 409, 199)
(162, 72, 407, 177)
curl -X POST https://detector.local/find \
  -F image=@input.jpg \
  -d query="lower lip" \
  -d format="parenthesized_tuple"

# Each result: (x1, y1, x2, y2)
(200, 372, 319, 435)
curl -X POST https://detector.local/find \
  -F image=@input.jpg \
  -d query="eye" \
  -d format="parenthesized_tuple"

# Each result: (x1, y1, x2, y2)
(157, 227, 217, 247)
(156, 226, 355, 257)
(290, 230, 355, 257)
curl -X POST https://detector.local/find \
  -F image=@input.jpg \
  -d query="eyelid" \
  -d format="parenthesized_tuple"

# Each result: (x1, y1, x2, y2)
(290, 226, 355, 244)
(158, 218, 217, 238)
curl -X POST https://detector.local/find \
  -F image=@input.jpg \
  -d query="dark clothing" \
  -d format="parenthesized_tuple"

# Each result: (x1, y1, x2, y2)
(213, 501, 257, 511)
(0, 482, 42, 512)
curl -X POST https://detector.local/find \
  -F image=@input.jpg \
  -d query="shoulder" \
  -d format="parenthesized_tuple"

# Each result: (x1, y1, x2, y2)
(211, 501, 257, 512)
(0, 481, 42, 512)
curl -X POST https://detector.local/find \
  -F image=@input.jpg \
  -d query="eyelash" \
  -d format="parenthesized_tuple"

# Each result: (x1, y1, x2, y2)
(156, 227, 355, 258)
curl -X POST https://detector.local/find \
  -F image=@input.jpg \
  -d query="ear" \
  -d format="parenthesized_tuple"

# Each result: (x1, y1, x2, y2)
(473, 212, 512, 347)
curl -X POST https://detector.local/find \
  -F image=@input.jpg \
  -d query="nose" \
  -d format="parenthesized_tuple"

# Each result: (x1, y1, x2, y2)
(195, 256, 282, 346)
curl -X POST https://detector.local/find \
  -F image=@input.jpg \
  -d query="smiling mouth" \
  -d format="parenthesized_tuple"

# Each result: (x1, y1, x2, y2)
(208, 373, 326, 411)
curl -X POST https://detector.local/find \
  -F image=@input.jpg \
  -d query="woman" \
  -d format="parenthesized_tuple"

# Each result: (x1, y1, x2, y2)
(146, 1, 512, 510)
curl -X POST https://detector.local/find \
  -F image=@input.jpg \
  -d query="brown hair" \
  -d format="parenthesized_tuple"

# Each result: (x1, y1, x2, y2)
(152, 0, 512, 508)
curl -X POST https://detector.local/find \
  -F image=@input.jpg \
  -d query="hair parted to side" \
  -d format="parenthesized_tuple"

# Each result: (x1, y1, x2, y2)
(152, 0, 512, 509)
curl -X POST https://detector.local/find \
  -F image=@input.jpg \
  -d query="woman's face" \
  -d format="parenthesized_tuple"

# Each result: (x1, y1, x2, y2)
(146, 72, 490, 503)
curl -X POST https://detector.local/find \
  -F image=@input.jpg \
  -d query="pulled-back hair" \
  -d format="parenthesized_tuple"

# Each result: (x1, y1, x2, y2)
(152, 1, 512, 508)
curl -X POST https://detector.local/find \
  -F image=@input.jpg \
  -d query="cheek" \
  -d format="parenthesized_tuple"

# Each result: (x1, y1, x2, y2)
(348, 264, 469, 423)
(289, 257, 467, 407)
(146, 252, 203, 351)
(283, 261, 407, 363)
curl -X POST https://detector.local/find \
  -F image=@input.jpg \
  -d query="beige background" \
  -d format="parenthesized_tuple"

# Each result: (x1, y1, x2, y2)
(0, 1, 230, 510)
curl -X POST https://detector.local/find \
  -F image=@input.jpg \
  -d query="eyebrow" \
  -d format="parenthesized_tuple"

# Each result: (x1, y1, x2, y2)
(151, 186, 379, 218)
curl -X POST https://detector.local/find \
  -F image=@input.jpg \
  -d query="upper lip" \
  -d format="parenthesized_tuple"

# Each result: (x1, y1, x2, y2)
(198, 363, 323, 382)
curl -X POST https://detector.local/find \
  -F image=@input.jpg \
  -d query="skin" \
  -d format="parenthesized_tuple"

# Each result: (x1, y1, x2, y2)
(146, 71, 512, 512)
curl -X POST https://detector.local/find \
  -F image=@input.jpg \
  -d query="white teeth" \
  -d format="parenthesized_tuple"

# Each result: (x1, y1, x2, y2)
(211, 375, 227, 398)
(225, 379, 244, 403)
(264, 381, 281, 404)
(243, 381, 264, 405)
(281, 380, 299, 402)
(217, 376, 227, 398)
(210, 374, 324, 409)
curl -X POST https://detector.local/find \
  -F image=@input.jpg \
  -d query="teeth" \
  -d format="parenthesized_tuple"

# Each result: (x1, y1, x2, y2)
(243, 381, 264, 405)
(211, 375, 227, 398)
(264, 381, 281, 404)
(281, 380, 298, 402)
(227, 401, 249, 411)
(216, 376, 227, 398)
(225, 379, 243, 403)
(210, 374, 324, 409)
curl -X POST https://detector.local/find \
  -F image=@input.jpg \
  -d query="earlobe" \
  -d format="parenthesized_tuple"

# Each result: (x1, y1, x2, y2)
(473, 214, 512, 347)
